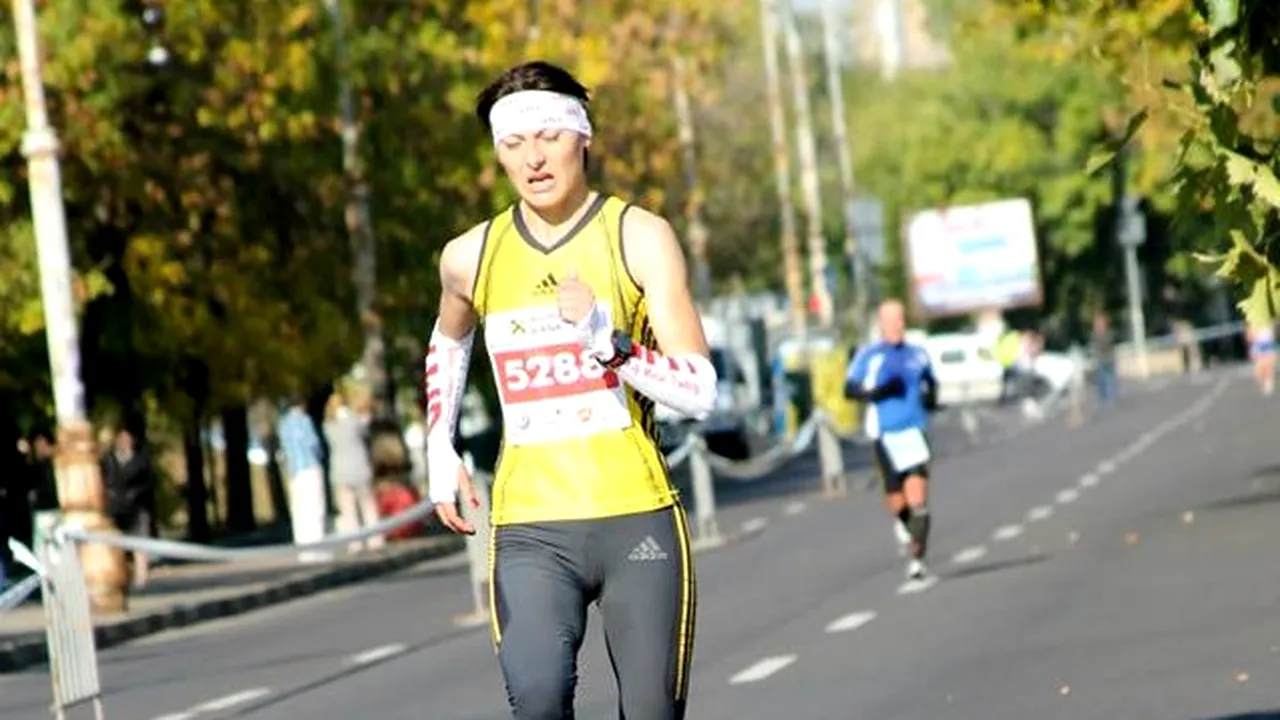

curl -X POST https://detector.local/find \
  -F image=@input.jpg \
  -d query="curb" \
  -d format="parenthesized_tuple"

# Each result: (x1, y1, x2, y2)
(0, 536, 464, 675)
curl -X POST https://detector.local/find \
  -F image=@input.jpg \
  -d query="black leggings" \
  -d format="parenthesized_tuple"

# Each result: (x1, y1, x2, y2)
(489, 505, 696, 720)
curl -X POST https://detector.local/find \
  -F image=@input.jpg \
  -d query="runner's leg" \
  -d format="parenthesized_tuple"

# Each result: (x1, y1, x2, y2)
(902, 471, 931, 561)
(873, 440, 911, 552)
(492, 522, 592, 720)
(597, 506, 696, 720)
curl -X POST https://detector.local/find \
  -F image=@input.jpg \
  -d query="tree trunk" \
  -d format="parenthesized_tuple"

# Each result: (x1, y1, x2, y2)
(670, 49, 713, 303)
(263, 431, 290, 526)
(760, 0, 806, 335)
(819, 0, 868, 332)
(183, 418, 210, 543)
(325, 0, 389, 418)
(781, 0, 834, 329)
(221, 405, 255, 533)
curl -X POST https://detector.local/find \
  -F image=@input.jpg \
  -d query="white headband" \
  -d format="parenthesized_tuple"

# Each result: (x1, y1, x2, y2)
(488, 90, 593, 146)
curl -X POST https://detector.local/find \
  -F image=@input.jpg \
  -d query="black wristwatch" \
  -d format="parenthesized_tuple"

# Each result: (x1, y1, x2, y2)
(599, 329, 635, 369)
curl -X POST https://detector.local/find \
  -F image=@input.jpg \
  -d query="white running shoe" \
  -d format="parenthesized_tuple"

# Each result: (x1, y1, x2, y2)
(906, 558, 928, 581)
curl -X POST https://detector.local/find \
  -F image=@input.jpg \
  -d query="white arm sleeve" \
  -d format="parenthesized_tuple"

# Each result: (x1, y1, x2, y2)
(573, 305, 718, 420)
(423, 321, 475, 504)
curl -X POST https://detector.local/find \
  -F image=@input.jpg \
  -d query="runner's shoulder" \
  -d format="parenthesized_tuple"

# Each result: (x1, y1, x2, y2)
(620, 203, 681, 256)
(439, 220, 489, 288)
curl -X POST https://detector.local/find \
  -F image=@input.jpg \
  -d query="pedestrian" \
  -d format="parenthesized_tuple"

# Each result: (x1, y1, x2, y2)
(323, 390, 383, 553)
(101, 426, 157, 589)
(1090, 312, 1118, 404)
(276, 396, 331, 563)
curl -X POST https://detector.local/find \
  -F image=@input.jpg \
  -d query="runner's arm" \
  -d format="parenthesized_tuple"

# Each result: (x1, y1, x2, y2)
(843, 347, 905, 402)
(917, 348, 940, 412)
(580, 208, 717, 420)
(424, 230, 482, 504)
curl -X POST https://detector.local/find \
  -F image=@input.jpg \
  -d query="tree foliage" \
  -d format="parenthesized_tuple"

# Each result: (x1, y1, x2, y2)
(0, 0, 770, 436)
(845, 5, 1135, 334)
(984, 0, 1280, 323)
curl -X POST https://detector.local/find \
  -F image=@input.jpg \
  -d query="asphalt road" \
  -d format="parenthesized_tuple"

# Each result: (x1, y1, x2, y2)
(4, 368, 1278, 720)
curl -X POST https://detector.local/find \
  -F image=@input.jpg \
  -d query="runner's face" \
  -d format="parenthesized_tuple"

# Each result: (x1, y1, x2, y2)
(879, 304, 905, 343)
(496, 128, 588, 210)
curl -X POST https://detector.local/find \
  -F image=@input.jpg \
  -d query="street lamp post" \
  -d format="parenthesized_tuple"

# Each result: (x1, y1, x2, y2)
(12, 0, 128, 612)
(1119, 193, 1149, 379)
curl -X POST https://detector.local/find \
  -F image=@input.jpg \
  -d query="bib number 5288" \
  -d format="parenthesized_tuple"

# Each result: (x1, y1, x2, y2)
(498, 344, 617, 403)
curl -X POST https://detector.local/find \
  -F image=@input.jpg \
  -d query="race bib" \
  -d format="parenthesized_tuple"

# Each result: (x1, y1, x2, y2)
(493, 342, 620, 404)
(880, 428, 930, 472)
(485, 304, 635, 446)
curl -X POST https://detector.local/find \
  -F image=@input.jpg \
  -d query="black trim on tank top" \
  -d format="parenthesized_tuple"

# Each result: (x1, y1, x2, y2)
(513, 193, 608, 255)
(617, 202, 643, 294)
(469, 218, 495, 308)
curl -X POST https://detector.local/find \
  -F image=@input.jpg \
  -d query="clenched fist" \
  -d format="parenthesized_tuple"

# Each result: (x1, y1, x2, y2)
(557, 270, 596, 326)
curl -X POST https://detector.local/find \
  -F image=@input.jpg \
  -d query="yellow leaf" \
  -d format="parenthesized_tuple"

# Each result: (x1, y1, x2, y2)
(284, 5, 316, 34)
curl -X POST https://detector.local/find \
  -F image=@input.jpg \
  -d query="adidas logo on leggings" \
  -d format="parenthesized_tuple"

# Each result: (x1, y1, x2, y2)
(627, 536, 668, 562)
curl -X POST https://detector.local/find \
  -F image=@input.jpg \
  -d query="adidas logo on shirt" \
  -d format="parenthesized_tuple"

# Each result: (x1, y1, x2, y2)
(533, 273, 558, 295)
(626, 535, 669, 562)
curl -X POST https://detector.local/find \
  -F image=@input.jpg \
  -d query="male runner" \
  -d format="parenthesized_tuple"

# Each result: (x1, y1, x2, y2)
(424, 60, 716, 720)
(844, 299, 939, 580)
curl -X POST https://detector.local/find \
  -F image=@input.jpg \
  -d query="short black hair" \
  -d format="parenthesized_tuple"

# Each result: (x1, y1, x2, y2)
(475, 61, 590, 131)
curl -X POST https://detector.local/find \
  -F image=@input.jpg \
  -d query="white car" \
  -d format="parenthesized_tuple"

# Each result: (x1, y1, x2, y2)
(918, 333, 1005, 406)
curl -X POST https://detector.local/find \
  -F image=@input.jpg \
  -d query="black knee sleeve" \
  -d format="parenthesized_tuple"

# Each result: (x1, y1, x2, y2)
(896, 506, 912, 526)
(907, 505, 931, 558)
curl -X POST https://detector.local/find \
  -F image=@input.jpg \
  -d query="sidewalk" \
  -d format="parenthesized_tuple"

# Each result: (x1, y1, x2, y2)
(0, 534, 463, 674)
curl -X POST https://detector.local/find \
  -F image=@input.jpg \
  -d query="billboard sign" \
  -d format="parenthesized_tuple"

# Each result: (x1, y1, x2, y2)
(904, 198, 1043, 318)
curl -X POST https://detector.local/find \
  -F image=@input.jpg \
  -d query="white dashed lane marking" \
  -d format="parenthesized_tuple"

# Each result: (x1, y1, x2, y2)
(825, 611, 877, 634)
(951, 546, 987, 565)
(348, 643, 406, 666)
(1027, 505, 1054, 522)
(741, 517, 769, 534)
(730, 655, 798, 685)
(194, 689, 272, 712)
(1079, 473, 1099, 488)
(783, 501, 807, 516)
(1096, 460, 1116, 475)
(153, 688, 272, 720)
(897, 575, 938, 595)
(1055, 489, 1079, 505)
(992, 524, 1024, 541)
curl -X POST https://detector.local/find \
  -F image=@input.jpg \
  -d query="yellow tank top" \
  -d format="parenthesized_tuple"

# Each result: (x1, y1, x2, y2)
(472, 194, 677, 526)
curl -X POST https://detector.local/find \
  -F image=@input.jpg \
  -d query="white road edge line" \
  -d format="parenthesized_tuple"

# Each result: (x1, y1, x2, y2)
(741, 517, 769, 534)
(992, 524, 1023, 541)
(192, 687, 272, 712)
(349, 642, 407, 666)
(951, 546, 987, 565)
(825, 610, 877, 634)
(729, 655, 797, 685)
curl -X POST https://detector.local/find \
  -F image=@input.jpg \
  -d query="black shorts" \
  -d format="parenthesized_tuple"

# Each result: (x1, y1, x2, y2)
(872, 435, 931, 495)
(489, 505, 696, 720)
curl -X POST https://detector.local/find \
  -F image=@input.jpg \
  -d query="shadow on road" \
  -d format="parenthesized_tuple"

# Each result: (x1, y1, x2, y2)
(940, 553, 1049, 582)
(1190, 713, 1280, 720)
(1196, 488, 1280, 513)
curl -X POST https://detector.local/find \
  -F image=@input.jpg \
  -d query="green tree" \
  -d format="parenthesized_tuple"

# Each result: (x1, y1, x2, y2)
(982, 0, 1280, 323)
